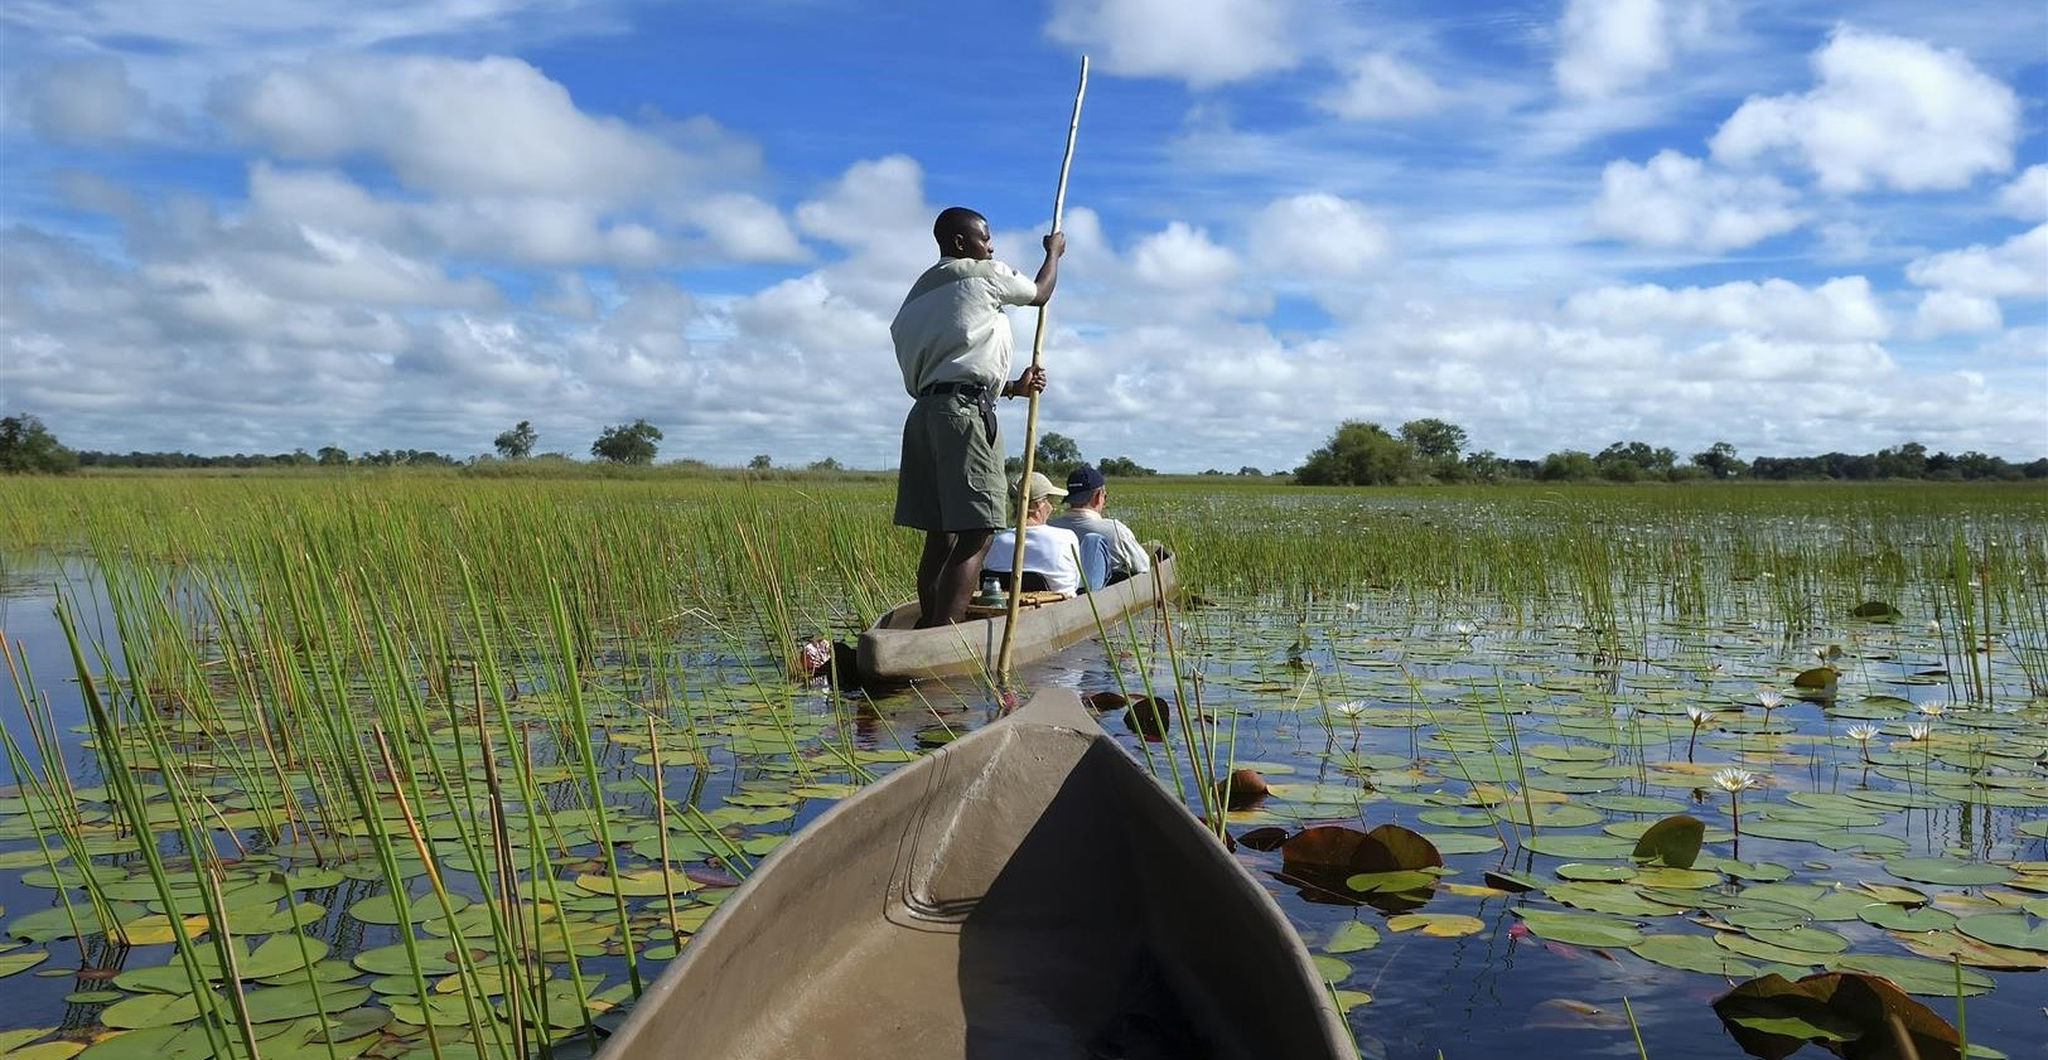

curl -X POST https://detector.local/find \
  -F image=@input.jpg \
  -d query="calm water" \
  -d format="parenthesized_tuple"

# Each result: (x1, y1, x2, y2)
(2, 545, 2043, 1060)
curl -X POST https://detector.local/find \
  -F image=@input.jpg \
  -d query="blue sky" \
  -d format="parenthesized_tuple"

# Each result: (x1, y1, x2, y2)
(2, 0, 2043, 469)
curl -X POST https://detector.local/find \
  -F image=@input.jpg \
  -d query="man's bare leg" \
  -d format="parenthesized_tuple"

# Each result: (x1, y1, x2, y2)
(915, 531, 954, 624)
(916, 528, 993, 628)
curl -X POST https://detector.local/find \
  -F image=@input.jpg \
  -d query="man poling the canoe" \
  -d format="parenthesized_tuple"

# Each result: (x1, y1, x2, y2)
(888, 56, 1086, 639)
(888, 210, 1063, 629)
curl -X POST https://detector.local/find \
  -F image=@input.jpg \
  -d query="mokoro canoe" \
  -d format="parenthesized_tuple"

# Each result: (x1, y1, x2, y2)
(596, 688, 1352, 1060)
(857, 545, 1177, 683)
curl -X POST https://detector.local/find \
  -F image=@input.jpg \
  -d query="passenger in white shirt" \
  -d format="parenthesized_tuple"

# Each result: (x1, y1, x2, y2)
(985, 471, 1083, 597)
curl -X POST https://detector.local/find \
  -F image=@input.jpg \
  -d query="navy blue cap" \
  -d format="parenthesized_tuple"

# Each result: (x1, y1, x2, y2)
(1064, 464, 1105, 505)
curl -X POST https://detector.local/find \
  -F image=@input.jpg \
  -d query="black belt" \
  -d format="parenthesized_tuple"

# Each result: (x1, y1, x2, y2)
(918, 381, 992, 399)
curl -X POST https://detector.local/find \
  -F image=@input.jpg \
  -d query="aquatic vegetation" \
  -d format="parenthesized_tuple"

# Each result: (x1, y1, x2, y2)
(0, 477, 2043, 1058)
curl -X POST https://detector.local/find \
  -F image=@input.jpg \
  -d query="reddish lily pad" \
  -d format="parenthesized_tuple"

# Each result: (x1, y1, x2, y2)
(1712, 970, 1960, 1060)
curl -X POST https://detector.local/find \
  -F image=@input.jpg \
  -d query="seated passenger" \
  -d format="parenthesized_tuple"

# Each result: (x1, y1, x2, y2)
(985, 471, 1083, 597)
(1048, 463, 1150, 585)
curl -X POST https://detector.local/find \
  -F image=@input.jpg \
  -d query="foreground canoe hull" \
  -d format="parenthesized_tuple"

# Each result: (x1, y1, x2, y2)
(597, 688, 1351, 1060)
(857, 547, 1177, 683)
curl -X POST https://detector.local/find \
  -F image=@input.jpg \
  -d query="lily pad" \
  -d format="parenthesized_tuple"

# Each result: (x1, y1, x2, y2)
(1858, 904, 1957, 933)
(1955, 913, 2048, 953)
(1630, 934, 1760, 976)
(1385, 913, 1484, 938)
(1712, 971, 1960, 1058)
(1897, 929, 2048, 971)
(0, 949, 50, 978)
(1714, 933, 1826, 968)
(1792, 666, 1838, 690)
(72, 1024, 217, 1060)
(1420, 832, 1500, 855)
(1331, 989, 1372, 1012)
(1826, 953, 1995, 996)
(1523, 834, 1636, 860)
(241, 983, 374, 1023)
(348, 892, 469, 926)
(1514, 907, 1643, 947)
(1885, 858, 2015, 887)
(350, 943, 467, 978)
(1630, 867, 1722, 890)
(573, 869, 702, 897)
(1546, 882, 1690, 918)
(1631, 814, 1704, 869)
(101, 992, 202, 1030)
(1555, 863, 1635, 882)
(1327, 920, 1381, 954)
(0, 1029, 56, 1053)
(1743, 925, 1849, 955)
(1584, 794, 1689, 815)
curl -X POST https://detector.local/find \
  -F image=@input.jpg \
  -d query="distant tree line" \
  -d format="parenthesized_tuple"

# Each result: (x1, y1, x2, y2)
(2, 414, 674, 473)
(10, 408, 2040, 483)
(1001, 432, 1158, 479)
(1296, 419, 2047, 486)
(74, 447, 464, 469)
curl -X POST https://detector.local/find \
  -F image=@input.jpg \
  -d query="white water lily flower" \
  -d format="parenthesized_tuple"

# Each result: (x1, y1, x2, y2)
(1906, 723, 1931, 741)
(1915, 702, 1947, 718)
(1686, 706, 1713, 725)
(1755, 690, 1783, 711)
(1331, 701, 1366, 717)
(1844, 724, 1880, 741)
(1711, 767, 1761, 792)
(1454, 621, 1476, 637)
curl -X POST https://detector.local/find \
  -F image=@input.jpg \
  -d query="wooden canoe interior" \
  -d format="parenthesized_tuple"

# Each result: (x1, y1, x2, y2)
(599, 692, 1344, 1060)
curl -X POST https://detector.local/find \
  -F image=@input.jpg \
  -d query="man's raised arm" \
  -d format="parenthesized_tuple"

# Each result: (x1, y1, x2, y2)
(1030, 231, 1066, 306)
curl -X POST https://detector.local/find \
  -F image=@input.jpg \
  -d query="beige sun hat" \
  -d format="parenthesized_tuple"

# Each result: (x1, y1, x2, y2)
(1017, 470, 1062, 502)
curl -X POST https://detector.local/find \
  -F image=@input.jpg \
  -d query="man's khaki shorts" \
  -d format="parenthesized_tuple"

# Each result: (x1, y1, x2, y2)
(894, 392, 1006, 532)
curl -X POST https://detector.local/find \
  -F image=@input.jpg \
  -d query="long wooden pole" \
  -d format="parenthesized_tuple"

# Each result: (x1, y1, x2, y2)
(997, 55, 1088, 689)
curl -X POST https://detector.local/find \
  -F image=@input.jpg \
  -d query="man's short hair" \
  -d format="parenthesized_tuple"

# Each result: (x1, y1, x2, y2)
(934, 206, 986, 244)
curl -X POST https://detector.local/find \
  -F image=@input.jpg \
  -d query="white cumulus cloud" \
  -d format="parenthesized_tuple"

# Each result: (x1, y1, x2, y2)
(1997, 165, 2048, 221)
(1592, 150, 1802, 251)
(1130, 222, 1238, 289)
(1680, 333, 1894, 383)
(1321, 54, 1446, 120)
(680, 194, 807, 263)
(1711, 28, 2019, 193)
(218, 55, 702, 203)
(1248, 194, 1391, 278)
(1565, 276, 1890, 343)
(1555, 0, 1675, 99)
(1913, 291, 2002, 337)
(1905, 225, 2048, 299)
(1046, 0, 1297, 87)
(793, 155, 931, 252)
